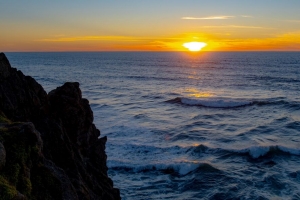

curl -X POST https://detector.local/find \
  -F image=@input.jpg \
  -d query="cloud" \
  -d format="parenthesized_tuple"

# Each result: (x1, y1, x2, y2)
(275, 31, 300, 42)
(283, 20, 300, 23)
(209, 31, 300, 51)
(228, 25, 272, 29)
(35, 35, 188, 43)
(241, 15, 253, 18)
(202, 25, 274, 29)
(182, 16, 234, 20)
(37, 35, 189, 43)
(32, 31, 300, 51)
(38, 36, 145, 42)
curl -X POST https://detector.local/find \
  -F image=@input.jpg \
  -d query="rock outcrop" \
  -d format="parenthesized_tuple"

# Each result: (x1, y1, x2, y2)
(0, 53, 120, 200)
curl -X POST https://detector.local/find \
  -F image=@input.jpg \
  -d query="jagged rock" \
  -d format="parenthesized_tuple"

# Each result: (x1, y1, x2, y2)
(0, 53, 120, 200)
(0, 53, 11, 78)
(43, 82, 119, 199)
(48, 82, 98, 154)
(0, 142, 5, 170)
(0, 53, 48, 122)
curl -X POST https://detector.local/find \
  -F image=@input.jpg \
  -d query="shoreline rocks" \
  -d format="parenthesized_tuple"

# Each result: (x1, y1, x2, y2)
(0, 53, 120, 200)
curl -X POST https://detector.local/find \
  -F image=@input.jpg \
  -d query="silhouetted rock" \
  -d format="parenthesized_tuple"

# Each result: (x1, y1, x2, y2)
(0, 142, 5, 170)
(0, 53, 120, 200)
(0, 53, 48, 122)
(0, 53, 11, 78)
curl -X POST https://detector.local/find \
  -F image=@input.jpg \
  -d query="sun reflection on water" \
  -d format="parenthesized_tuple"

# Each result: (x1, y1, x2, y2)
(186, 88, 214, 98)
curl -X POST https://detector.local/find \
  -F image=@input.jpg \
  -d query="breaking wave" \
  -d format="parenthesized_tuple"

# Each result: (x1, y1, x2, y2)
(109, 160, 218, 176)
(190, 144, 300, 159)
(107, 143, 300, 177)
(165, 97, 298, 109)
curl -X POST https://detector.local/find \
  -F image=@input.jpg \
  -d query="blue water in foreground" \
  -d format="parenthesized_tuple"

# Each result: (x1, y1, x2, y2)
(6, 52, 300, 199)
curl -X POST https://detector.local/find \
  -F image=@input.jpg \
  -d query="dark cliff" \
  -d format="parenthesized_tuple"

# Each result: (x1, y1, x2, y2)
(0, 53, 120, 200)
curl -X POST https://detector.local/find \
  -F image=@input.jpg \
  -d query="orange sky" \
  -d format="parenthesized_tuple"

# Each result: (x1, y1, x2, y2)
(1, 1, 300, 52)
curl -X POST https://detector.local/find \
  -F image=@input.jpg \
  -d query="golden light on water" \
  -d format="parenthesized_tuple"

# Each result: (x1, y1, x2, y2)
(190, 93, 213, 98)
(186, 88, 214, 98)
(183, 42, 207, 51)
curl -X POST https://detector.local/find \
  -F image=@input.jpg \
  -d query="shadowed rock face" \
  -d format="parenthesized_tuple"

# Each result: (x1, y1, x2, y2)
(0, 142, 5, 170)
(0, 53, 11, 78)
(0, 53, 120, 200)
(0, 53, 48, 122)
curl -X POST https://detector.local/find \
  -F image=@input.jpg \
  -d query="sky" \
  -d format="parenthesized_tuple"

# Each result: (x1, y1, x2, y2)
(1, 0, 300, 52)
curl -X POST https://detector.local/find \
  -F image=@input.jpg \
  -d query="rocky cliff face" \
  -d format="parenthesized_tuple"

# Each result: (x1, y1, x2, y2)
(0, 53, 120, 200)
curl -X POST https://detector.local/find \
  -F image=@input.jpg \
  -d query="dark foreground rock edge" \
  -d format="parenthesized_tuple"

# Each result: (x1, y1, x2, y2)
(0, 53, 120, 200)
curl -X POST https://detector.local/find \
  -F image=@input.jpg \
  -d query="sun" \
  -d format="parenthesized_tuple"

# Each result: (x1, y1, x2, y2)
(183, 42, 207, 51)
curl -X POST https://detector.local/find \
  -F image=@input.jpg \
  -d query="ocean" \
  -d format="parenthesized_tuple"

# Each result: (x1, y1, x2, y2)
(6, 52, 300, 199)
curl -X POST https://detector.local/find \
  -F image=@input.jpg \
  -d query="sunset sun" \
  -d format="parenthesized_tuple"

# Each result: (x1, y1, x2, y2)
(183, 42, 207, 51)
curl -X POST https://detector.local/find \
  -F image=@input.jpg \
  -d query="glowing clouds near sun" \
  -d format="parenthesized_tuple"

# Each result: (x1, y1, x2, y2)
(183, 42, 207, 51)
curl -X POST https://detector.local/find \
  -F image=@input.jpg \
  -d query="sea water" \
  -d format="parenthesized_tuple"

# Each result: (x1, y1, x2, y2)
(6, 52, 300, 199)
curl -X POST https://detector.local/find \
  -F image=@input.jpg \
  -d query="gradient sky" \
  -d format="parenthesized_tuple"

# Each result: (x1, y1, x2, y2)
(1, 0, 300, 52)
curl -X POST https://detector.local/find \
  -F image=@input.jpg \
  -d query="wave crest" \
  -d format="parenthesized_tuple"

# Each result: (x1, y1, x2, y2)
(166, 97, 299, 109)
(232, 145, 300, 158)
(108, 160, 212, 175)
(166, 97, 253, 108)
(190, 144, 300, 159)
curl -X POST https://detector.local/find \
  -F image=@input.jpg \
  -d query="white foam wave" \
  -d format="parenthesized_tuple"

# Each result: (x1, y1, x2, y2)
(233, 145, 300, 158)
(108, 160, 200, 175)
(189, 143, 300, 159)
(278, 146, 300, 156)
(238, 146, 270, 158)
(180, 97, 252, 108)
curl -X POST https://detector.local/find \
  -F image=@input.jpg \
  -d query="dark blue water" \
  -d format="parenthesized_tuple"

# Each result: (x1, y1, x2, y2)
(6, 52, 300, 199)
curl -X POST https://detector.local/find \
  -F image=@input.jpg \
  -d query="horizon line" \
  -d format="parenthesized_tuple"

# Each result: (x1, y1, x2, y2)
(4, 50, 300, 53)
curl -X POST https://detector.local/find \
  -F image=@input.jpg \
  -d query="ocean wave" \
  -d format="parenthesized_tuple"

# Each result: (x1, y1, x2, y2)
(108, 160, 217, 176)
(166, 97, 299, 109)
(109, 142, 300, 169)
(234, 145, 300, 158)
(107, 142, 300, 179)
(190, 144, 300, 159)
(166, 97, 253, 108)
